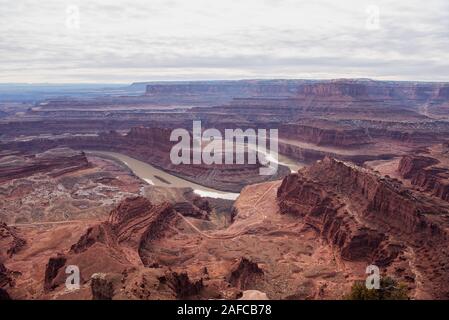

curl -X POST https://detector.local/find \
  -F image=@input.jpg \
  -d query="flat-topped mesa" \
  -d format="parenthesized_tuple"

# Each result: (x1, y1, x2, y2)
(0, 147, 89, 183)
(280, 123, 371, 147)
(297, 81, 369, 98)
(143, 79, 447, 102)
(145, 80, 304, 98)
(295, 79, 440, 101)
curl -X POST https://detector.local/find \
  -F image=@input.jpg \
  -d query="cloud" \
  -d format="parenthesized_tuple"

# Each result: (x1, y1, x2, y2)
(0, 0, 448, 82)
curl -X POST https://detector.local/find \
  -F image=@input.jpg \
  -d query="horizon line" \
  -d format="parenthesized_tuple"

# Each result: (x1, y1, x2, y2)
(2, 77, 449, 86)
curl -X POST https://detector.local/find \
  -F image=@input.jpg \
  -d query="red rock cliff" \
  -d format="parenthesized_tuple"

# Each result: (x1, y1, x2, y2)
(277, 157, 449, 298)
(0, 148, 89, 183)
(398, 154, 449, 201)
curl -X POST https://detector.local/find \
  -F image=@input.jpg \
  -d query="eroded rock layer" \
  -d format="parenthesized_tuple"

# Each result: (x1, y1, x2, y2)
(397, 144, 449, 201)
(2, 79, 449, 300)
(277, 157, 449, 298)
(0, 148, 89, 183)
(1, 127, 289, 192)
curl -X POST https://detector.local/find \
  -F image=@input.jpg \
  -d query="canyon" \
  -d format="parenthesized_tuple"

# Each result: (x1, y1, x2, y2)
(2, 78, 449, 299)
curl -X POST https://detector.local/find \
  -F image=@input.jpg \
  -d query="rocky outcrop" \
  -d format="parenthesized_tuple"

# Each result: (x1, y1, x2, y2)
(281, 123, 370, 147)
(90, 273, 122, 300)
(69, 224, 116, 255)
(44, 254, 67, 291)
(277, 170, 387, 261)
(172, 199, 210, 220)
(410, 168, 449, 201)
(398, 155, 439, 179)
(0, 263, 12, 287)
(0, 263, 12, 300)
(88, 269, 204, 300)
(277, 157, 449, 298)
(88, 268, 202, 300)
(279, 157, 447, 240)
(109, 197, 176, 258)
(0, 288, 11, 300)
(165, 271, 204, 299)
(43, 196, 178, 291)
(0, 148, 89, 183)
(0, 223, 26, 261)
(239, 290, 269, 300)
(0, 261, 15, 301)
(77, 196, 177, 263)
(278, 140, 394, 165)
(398, 152, 449, 201)
(226, 257, 264, 290)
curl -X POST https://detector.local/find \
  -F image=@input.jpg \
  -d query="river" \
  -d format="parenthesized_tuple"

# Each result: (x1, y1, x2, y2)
(88, 150, 304, 200)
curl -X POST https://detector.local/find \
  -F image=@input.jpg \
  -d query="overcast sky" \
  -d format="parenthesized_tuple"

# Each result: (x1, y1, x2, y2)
(1, 0, 448, 83)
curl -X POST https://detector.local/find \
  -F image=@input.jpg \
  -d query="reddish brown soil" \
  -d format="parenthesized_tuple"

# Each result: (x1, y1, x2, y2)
(2, 79, 449, 300)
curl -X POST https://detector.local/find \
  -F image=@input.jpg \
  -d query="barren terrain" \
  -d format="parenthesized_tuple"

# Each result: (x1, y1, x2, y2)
(2, 79, 449, 299)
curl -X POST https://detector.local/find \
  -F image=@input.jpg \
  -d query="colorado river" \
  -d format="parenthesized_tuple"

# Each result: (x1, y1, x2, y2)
(88, 150, 304, 201)
(88, 151, 240, 200)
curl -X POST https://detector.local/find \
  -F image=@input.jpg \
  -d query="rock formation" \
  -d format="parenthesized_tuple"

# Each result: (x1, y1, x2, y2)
(0, 288, 11, 300)
(398, 155, 440, 179)
(277, 157, 449, 298)
(0, 148, 89, 183)
(3, 79, 449, 300)
(0, 150, 144, 225)
(0, 223, 26, 260)
(44, 254, 67, 291)
(0, 263, 12, 287)
(398, 144, 449, 201)
(165, 271, 204, 299)
(90, 273, 121, 300)
(1, 127, 289, 192)
(226, 257, 264, 290)
(42, 196, 179, 289)
(0, 262, 15, 300)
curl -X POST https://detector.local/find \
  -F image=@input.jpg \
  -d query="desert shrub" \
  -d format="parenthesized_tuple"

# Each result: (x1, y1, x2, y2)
(344, 277, 409, 300)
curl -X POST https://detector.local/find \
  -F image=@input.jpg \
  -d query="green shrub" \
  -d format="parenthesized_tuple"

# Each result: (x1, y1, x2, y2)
(344, 277, 409, 300)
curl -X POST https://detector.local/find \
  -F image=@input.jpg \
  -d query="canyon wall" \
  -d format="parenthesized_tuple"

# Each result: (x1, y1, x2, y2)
(398, 153, 449, 201)
(0, 148, 89, 183)
(1, 127, 289, 192)
(277, 157, 449, 298)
